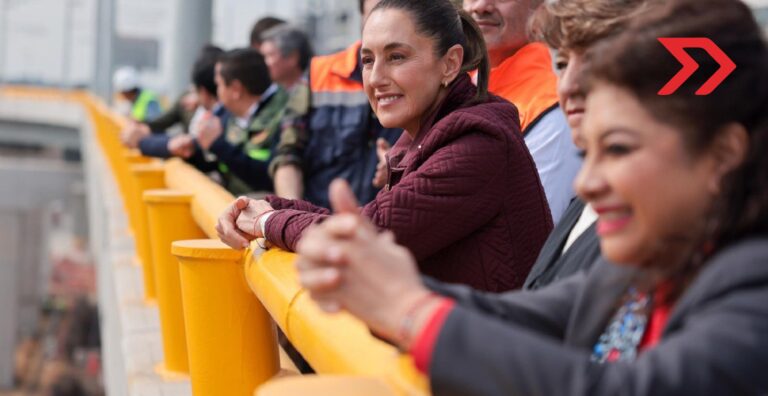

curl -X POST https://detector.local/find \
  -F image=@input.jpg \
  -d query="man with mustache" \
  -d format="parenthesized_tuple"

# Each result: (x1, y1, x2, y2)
(464, 0, 580, 224)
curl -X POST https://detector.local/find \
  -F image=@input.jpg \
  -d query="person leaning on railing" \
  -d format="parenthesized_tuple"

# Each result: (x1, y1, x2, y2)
(522, 0, 658, 290)
(113, 66, 163, 123)
(194, 48, 290, 196)
(123, 45, 225, 174)
(293, 0, 768, 394)
(217, 0, 554, 293)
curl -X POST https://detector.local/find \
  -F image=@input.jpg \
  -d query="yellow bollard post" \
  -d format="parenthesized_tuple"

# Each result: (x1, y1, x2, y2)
(256, 376, 399, 396)
(144, 190, 206, 375)
(119, 152, 153, 236)
(130, 163, 165, 301)
(173, 240, 279, 396)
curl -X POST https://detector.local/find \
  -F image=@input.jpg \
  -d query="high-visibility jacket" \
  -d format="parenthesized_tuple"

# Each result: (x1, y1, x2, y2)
(131, 89, 162, 122)
(488, 43, 560, 134)
(488, 43, 580, 224)
(209, 85, 290, 195)
(304, 41, 400, 208)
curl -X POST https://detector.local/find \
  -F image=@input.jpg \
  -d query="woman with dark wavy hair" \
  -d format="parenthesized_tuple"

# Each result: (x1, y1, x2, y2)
(294, 0, 768, 394)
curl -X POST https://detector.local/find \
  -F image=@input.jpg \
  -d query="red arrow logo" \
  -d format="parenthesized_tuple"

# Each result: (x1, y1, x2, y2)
(658, 37, 736, 96)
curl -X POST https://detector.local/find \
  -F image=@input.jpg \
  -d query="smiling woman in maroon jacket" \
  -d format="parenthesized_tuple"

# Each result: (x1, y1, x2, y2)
(216, 0, 552, 292)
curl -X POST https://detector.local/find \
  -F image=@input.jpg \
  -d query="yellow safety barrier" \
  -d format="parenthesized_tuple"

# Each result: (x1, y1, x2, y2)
(257, 375, 399, 396)
(144, 189, 207, 375)
(130, 163, 166, 301)
(1, 86, 430, 396)
(172, 240, 280, 395)
(163, 158, 234, 238)
(247, 250, 428, 396)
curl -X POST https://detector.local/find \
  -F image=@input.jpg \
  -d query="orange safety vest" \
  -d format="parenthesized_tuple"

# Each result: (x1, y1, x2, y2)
(310, 41, 363, 94)
(487, 43, 560, 133)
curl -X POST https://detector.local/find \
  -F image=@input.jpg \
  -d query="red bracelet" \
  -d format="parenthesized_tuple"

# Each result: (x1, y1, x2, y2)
(252, 209, 276, 238)
(398, 292, 439, 351)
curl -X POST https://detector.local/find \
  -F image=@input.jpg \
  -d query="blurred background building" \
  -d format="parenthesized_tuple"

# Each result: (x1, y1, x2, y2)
(0, 0, 362, 100)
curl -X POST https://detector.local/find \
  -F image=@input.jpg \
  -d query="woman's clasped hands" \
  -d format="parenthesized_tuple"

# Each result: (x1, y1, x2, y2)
(216, 196, 275, 249)
(295, 180, 434, 347)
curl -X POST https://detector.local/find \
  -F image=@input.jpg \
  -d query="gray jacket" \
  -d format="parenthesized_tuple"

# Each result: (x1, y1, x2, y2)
(426, 237, 768, 395)
(524, 198, 601, 290)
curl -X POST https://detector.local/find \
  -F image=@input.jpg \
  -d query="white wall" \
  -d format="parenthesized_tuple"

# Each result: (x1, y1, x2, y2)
(0, 0, 363, 94)
(114, 0, 175, 93)
(212, 0, 361, 55)
(0, 0, 96, 86)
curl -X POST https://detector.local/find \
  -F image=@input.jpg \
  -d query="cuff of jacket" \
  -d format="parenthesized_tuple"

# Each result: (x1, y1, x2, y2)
(266, 195, 331, 214)
(138, 135, 172, 158)
(264, 209, 328, 251)
(410, 298, 455, 374)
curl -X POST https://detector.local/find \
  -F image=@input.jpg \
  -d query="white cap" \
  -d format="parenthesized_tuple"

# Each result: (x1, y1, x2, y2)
(113, 66, 140, 92)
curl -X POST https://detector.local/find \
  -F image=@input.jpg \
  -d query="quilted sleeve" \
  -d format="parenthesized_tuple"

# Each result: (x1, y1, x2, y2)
(261, 196, 332, 251)
(362, 132, 508, 260)
(264, 195, 330, 213)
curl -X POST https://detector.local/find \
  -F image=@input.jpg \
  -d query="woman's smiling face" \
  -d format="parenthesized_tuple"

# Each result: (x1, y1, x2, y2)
(361, 8, 449, 134)
(576, 82, 718, 266)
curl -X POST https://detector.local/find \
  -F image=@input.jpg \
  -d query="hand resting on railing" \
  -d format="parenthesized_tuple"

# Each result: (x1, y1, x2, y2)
(216, 195, 276, 249)
(216, 196, 255, 249)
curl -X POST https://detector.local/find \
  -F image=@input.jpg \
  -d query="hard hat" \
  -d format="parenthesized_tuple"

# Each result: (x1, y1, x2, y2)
(113, 66, 140, 92)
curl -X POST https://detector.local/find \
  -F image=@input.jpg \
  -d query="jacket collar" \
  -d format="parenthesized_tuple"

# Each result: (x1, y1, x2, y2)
(664, 237, 768, 332)
(388, 73, 477, 167)
(564, 259, 639, 347)
(330, 41, 362, 81)
(565, 237, 768, 348)
(417, 72, 477, 139)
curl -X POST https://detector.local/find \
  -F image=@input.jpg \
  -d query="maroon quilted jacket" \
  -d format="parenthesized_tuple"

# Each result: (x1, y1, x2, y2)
(264, 74, 553, 291)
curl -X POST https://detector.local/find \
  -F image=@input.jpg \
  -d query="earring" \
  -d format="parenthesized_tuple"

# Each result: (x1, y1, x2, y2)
(442, 80, 449, 88)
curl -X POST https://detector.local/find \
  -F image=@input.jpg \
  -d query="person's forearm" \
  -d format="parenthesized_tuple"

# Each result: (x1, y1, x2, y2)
(274, 165, 304, 200)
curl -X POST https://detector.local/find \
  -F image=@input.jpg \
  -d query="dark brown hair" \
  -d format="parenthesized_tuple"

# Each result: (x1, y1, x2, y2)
(191, 45, 224, 96)
(585, 0, 768, 294)
(372, 0, 490, 101)
(217, 48, 272, 96)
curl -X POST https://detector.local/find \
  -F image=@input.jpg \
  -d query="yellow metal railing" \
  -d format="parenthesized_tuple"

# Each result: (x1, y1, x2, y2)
(0, 86, 429, 396)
